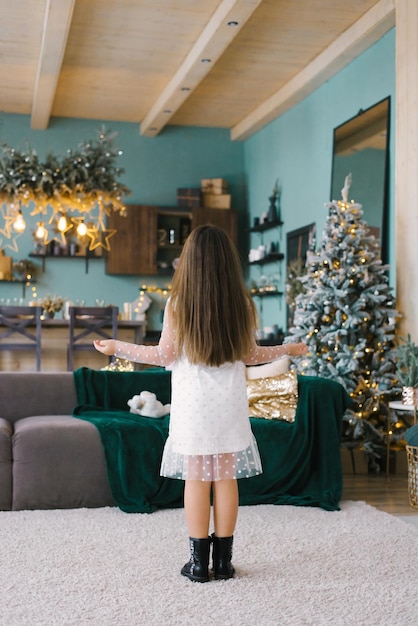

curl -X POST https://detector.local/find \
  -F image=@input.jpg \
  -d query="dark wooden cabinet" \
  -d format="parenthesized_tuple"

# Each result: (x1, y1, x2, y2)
(192, 207, 237, 243)
(106, 204, 238, 275)
(155, 208, 192, 273)
(106, 205, 157, 275)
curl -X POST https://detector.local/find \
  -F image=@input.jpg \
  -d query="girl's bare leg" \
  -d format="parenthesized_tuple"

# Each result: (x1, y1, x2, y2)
(212, 479, 239, 537)
(184, 480, 212, 537)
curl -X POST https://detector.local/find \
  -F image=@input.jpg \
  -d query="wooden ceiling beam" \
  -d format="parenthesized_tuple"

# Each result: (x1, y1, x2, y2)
(140, 0, 263, 137)
(231, 0, 396, 141)
(31, 0, 76, 130)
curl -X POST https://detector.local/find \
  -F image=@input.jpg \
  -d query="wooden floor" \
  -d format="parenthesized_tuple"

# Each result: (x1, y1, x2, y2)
(341, 473, 418, 516)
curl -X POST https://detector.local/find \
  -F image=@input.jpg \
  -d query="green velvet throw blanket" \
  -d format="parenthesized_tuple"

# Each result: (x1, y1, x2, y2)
(73, 367, 350, 513)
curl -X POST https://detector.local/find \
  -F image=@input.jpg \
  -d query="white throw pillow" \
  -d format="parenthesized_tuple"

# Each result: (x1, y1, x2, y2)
(246, 356, 290, 380)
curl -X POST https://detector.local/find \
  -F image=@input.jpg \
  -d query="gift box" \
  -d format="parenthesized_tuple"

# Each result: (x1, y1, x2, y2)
(201, 178, 228, 194)
(202, 193, 231, 210)
(0, 250, 12, 280)
(176, 188, 202, 208)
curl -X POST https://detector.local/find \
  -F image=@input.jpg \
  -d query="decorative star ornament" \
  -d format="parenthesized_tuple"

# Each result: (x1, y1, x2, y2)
(0, 216, 14, 239)
(40, 225, 61, 248)
(86, 224, 117, 251)
(95, 207, 107, 232)
(0, 206, 19, 239)
(2, 231, 22, 253)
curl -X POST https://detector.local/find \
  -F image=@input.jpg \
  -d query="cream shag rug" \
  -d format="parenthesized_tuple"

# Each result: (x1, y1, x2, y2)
(0, 501, 417, 626)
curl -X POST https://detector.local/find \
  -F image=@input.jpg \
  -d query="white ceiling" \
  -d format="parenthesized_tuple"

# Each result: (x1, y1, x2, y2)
(0, 0, 395, 140)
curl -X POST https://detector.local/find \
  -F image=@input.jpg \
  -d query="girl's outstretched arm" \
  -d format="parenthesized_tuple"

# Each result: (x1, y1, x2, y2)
(94, 301, 177, 367)
(243, 340, 307, 366)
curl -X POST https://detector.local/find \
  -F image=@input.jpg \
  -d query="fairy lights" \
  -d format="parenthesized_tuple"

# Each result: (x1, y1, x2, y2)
(0, 128, 130, 253)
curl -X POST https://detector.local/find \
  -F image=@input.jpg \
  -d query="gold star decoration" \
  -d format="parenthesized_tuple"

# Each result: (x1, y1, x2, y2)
(1, 232, 22, 253)
(0, 217, 14, 239)
(86, 224, 117, 251)
(95, 207, 107, 231)
(0, 206, 19, 239)
(39, 224, 61, 248)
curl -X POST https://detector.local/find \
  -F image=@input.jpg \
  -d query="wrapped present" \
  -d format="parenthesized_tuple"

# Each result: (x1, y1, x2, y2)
(201, 178, 228, 194)
(0, 249, 12, 280)
(177, 188, 202, 208)
(202, 193, 231, 209)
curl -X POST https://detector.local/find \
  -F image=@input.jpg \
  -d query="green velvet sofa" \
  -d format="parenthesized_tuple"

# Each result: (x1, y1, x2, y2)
(0, 367, 349, 512)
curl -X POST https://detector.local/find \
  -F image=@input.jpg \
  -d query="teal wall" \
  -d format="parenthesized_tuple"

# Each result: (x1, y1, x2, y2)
(0, 119, 245, 328)
(0, 27, 396, 334)
(243, 28, 395, 333)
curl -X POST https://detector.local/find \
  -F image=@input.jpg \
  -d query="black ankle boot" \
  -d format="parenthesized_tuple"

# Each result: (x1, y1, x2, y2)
(181, 536, 211, 583)
(212, 533, 235, 580)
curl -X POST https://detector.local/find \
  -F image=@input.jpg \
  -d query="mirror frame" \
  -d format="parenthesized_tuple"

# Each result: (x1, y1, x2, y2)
(286, 222, 316, 330)
(330, 96, 391, 264)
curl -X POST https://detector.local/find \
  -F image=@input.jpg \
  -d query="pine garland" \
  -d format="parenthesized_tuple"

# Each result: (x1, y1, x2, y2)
(0, 127, 130, 214)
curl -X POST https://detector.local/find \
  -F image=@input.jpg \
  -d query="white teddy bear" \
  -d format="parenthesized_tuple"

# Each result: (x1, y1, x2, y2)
(127, 390, 171, 418)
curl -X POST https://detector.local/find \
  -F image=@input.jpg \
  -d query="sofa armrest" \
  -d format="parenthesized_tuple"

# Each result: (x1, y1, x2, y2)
(0, 417, 12, 510)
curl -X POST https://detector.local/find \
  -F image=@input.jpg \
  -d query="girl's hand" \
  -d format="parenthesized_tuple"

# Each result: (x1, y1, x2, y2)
(93, 339, 116, 356)
(286, 342, 308, 356)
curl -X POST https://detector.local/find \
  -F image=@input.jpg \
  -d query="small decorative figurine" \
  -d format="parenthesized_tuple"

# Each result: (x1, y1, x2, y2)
(267, 179, 281, 223)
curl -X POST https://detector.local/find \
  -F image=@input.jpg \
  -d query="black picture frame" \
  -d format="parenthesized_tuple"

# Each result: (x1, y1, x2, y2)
(286, 223, 316, 330)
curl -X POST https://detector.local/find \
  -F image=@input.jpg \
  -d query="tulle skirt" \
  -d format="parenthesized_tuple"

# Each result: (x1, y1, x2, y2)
(160, 436, 263, 481)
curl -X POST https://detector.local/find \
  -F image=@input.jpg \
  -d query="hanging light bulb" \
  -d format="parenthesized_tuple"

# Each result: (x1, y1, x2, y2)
(35, 221, 48, 240)
(13, 209, 26, 233)
(76, 219, 88, 237)
(57, 213, 68, 232)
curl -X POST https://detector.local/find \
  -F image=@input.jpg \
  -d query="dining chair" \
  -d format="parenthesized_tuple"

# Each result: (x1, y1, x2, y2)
(0, 305, 42, 371)
(67, 305, 118, 371)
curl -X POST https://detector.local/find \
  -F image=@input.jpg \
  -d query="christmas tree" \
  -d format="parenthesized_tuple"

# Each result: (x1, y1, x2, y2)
(286, 174, 399, 463)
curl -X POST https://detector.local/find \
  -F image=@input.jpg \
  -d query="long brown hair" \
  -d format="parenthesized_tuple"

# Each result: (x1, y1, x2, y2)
(170, 224, 258, 366)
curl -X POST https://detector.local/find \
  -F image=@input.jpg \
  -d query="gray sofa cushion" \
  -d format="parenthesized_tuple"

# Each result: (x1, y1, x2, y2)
(12, 415, 114, 510)
(0, 372, 77, 424)
(0, 417, 12, 510)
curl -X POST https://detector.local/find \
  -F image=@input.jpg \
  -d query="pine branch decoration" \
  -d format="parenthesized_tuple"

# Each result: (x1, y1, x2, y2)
(0, 127, 130, 214)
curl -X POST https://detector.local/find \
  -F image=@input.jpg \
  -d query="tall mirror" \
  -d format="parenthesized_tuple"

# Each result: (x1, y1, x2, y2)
(330, 96, 390, 263)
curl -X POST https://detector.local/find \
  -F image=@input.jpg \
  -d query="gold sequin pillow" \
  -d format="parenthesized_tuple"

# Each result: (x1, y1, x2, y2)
(246, 369, 298, 423)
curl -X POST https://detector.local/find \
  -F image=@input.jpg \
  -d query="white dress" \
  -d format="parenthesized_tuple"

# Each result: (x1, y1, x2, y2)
(115, 301, 291, 482)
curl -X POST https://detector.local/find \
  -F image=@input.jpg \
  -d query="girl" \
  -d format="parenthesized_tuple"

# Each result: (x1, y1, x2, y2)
(94, 225, 307, 583)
